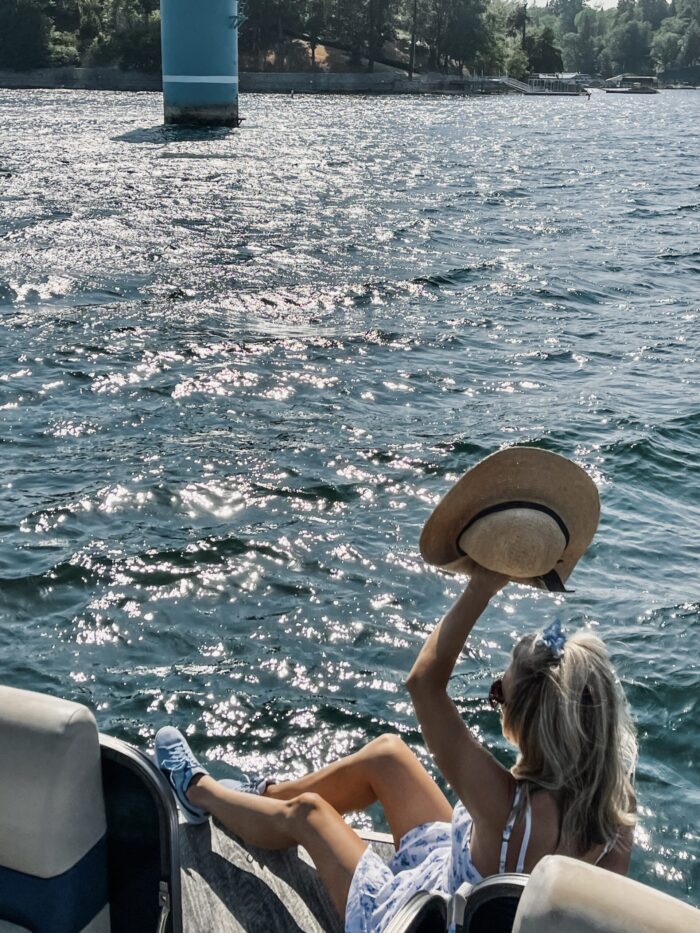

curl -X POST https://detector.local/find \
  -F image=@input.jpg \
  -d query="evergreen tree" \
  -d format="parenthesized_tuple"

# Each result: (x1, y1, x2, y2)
(506, 2, 530, 50)
(527, 25, 563, 71)
(0, 0, 51, 70)
(561, 7, 599, 73)
(679, 20, 700, 63)
(2, 0, 695, 79)
(306, 0, 327, 68)
(50, 0, 81, 34)
(367, 0, 397, 71)
(547, 0, 584, 35)
(331, 0, 367, 63)
(447, 0, 494, 74)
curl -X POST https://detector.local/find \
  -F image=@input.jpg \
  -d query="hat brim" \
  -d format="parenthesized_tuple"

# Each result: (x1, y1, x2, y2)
(419, 447, 600, 591)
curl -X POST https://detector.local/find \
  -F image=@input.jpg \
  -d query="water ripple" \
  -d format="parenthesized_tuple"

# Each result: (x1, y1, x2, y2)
(0, 89, 699, 903)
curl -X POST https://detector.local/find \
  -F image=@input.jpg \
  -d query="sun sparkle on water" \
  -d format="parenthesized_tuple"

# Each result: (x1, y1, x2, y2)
(0, 88, 698, 903)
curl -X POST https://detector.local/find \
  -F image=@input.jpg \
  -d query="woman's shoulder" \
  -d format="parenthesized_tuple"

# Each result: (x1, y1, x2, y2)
(524, 785, 562, 850)
(527, 785, 561, 821)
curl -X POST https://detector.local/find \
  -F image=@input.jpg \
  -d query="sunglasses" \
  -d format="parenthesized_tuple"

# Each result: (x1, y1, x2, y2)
(488, 677, 505, 710)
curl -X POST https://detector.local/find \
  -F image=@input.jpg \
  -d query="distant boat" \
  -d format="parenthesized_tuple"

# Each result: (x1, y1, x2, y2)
(605, 73, 659, 94)
(605, 84, 659, 94)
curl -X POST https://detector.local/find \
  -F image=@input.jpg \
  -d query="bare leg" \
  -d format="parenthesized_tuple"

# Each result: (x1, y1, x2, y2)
(264, 733, 453, 847)
(189, 778, 367, 917)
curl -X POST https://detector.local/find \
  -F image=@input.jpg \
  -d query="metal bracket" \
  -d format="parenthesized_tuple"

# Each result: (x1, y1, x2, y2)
(156, 880, 171, 933)
(230, 3, 248, 29)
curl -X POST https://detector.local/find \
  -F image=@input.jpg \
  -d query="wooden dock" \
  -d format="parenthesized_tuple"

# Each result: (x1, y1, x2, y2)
(179, 817, 395, 933)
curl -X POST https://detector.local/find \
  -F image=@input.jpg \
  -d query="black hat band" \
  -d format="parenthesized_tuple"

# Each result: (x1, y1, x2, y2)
(456, 501, 571, 593)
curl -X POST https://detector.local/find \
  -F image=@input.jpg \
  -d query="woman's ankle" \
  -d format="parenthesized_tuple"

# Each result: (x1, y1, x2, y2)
(264, 780, 295, 800)
(187, 773, 213, 805)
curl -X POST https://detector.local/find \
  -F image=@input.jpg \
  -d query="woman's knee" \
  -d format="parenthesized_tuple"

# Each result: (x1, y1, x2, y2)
(368, 732, 410, 758)
(365, 732, 409, 762)
(283, 791, 327, 829)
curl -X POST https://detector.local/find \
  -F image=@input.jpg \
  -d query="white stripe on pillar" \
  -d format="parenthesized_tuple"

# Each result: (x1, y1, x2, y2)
(162, 75, 239, 84)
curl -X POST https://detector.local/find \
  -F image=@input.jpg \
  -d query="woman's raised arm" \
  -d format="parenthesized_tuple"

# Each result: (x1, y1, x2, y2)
(407, 566, 514, 824)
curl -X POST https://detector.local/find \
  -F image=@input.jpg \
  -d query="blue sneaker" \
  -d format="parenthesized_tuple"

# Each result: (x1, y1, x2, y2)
(219, 776, 273, 795)
(155, 726, 209, 824)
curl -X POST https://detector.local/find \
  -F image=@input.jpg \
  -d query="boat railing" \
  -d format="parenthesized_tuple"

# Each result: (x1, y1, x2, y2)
(494, 75, 586, 96)
(498, 75, 531, 93)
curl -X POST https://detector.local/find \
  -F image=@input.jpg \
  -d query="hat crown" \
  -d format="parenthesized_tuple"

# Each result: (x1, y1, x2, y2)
(419, 446, 600, 591)
(457, 508, 566, 579)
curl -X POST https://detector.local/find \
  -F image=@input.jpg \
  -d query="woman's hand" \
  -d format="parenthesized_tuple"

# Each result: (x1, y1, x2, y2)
(468, 563, 509, 599)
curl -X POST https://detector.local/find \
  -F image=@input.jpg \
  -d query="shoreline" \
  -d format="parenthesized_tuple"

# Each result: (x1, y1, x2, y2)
(0, 66, 513, 96)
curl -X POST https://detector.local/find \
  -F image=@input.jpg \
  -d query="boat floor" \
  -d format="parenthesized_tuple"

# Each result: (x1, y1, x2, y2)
(179, 817, 395, 932)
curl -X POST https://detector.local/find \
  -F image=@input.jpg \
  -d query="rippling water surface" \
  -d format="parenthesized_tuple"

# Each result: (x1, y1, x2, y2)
(0, 88, 698, 902)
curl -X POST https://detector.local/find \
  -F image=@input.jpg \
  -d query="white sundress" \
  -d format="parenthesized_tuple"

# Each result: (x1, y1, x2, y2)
(345, 784, 533, 933)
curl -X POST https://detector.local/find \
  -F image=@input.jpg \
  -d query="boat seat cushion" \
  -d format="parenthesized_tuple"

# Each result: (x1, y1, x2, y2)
(512, 855, 700, 933)
(0, 686, 110, 933)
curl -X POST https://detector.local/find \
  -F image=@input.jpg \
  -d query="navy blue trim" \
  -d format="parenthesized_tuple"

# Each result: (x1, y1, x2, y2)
(0, 835, 108, 933)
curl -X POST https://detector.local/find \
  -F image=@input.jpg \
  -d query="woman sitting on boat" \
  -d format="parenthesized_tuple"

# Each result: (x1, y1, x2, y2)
(155, 448, 637, 932)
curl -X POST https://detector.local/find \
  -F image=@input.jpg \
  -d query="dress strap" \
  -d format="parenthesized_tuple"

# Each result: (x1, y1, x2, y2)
(515, 790, 532, 873)
(498, 784, 523, 873)
(594, 837, 615, 865)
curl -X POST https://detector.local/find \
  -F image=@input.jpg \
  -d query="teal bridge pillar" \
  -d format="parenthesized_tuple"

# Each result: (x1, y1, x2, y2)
(160, 0, 243, 126)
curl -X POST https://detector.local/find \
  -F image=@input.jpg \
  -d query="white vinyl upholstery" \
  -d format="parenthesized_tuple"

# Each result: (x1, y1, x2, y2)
(0, 686, 111, 932)
(0, 686, 107, 879)
(512, 855, 700, 933)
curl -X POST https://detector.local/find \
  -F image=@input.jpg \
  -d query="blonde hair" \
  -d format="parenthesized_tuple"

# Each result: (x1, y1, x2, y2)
(502, 630, 637, 856)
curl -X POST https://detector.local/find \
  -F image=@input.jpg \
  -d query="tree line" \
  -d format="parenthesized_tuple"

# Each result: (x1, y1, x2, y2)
(0, 0, 699, 79)
(531, 0, 700, 77)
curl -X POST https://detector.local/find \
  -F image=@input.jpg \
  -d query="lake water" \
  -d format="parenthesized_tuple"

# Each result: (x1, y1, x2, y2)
(0, 88, 698, 904)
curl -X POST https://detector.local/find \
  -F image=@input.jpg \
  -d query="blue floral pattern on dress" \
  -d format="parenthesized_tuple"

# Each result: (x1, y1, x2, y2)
(345, 802, 482, 933)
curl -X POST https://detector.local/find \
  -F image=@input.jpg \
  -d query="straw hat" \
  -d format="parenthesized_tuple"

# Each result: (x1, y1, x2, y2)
(420, 447, 600, 591)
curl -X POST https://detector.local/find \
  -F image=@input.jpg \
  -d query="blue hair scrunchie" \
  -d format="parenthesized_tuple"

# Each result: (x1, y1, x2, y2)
(536, 619, 567, 659)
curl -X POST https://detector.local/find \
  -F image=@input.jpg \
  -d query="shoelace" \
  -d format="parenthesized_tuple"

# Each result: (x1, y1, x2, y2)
(161, 743, 198, 774)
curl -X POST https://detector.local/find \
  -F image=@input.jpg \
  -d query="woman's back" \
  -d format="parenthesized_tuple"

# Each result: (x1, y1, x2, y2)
(469, 783, 632, 878)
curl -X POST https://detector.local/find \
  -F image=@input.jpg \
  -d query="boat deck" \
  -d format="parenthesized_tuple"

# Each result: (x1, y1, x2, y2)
(179, 817, 395, 932)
